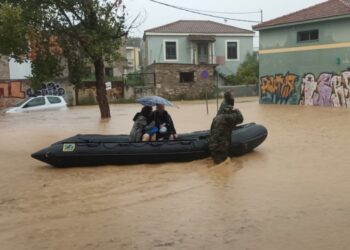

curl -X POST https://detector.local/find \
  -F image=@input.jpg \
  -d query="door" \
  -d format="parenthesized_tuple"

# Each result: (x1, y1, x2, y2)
(46, 96, 66, 110)
(22, 97, 47, 112)
(197, 43, 208, 64)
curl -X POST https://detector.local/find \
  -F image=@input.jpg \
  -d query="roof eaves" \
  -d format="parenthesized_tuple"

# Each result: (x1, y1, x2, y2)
(143, 32, 255, 37)
(144, 20, 182, 33)
(253, 0, 332, 30)
(253, 13, 350, 31)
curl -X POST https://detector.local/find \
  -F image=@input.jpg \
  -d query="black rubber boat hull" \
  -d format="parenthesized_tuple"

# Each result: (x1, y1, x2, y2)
(32, 123, 268, 167)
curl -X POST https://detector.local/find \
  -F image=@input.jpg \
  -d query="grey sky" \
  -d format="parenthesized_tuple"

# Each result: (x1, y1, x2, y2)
(124, 0, 325, 39)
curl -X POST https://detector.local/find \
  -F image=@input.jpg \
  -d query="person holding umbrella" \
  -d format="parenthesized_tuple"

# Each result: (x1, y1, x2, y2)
(153, 104, 177, 140)
(136, 96, 178, 141)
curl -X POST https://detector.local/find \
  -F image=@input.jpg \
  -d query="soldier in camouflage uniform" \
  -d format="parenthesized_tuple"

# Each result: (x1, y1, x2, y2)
(218, 89, 235, 115)
(209, 91, 243, 164)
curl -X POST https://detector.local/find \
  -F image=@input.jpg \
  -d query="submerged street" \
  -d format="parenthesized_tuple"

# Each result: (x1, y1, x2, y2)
(1, 98, 350, 250)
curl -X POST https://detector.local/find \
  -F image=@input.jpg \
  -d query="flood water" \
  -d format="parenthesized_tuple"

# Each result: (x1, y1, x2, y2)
(1, 97, 350, 250)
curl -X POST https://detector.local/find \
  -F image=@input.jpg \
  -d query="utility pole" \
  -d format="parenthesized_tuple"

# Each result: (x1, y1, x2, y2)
(260, 9, 263, 23)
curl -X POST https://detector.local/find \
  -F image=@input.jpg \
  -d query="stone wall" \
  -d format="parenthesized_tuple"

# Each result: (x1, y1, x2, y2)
(77, 81, 124, 105)
(145, 63, 216, 100)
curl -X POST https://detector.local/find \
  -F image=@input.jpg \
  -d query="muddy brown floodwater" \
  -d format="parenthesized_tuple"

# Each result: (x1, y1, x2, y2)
(1, 97, 350, 250)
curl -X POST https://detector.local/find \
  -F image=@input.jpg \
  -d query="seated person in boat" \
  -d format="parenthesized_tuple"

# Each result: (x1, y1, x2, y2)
(129, 106, 155, 142)
(209, 91, 243, 164)
(153, 104, 177, 140)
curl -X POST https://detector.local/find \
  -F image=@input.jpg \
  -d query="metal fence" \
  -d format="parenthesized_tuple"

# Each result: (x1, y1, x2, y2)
(122, 72, 156, 87)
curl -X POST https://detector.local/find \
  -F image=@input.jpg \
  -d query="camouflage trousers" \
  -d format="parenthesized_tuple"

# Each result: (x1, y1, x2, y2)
(210, 150, 229, 164)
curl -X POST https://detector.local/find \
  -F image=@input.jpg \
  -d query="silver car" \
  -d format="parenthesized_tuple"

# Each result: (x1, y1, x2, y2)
(6, 96, 67, 113)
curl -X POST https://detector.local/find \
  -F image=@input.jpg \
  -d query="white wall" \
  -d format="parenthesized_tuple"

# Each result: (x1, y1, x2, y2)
(9, 59, 32, 79)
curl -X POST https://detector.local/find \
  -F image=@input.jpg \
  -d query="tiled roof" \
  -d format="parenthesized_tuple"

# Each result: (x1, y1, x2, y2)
(145, 20, 254, 34)
(253, 0, 350, 30)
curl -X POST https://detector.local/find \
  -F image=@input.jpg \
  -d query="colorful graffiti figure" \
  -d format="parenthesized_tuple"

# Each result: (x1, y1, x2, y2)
(331, 75, 343, 107)
(300, 71, 350, 107)
(313, 73, 333, 107)
(342, 71, 350, 107)
(26, 82, 65, 97)
(0, 81, 26, 99)
(300, 73, 317, 106)
(260, 73, 298, 104)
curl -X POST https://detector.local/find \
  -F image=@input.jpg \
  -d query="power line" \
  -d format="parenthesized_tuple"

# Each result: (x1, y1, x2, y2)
(149, 0, 260, 23)
(180, 7, 261, 15)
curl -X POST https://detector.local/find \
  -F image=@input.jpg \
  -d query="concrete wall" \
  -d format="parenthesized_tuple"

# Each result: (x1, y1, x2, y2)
(214, 36, 254, 76)
(9, 59, 32, 79)
(258, 17, 350, 107)
(259, 18, 350, 50)
(220, 84, 259, 97)
(146, 35, 191, 64)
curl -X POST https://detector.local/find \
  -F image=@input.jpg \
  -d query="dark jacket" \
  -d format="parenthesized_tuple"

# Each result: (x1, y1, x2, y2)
(129, 112, 154, 142)
(153, 110, 177, 135)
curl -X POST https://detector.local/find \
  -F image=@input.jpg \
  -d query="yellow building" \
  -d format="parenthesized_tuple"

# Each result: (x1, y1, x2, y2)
(126, 46, 140, 73)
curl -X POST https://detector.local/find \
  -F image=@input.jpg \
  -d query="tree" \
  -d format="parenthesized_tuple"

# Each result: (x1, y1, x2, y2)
(0, 3, 28, 62)
(235, 52, 259, 85)
(127, 37, 142, 47)
(53, 0, 131, 118)
(28, 33, 64, 88)
(1, 0, 134, 118)
(61, 34, 89, 106)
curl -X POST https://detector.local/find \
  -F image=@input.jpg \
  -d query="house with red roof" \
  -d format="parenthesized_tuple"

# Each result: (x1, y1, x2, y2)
(142, 20, 254, 99)
(253, 0, 350, 107)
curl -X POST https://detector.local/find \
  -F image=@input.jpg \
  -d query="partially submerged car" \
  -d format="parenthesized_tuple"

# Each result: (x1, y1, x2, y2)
(6, 96, 67, 114)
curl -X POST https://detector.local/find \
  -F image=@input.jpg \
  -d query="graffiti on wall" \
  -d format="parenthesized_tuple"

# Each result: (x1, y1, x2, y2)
(260, 70, 350, 107)
(300, 71, 350, 107)
(0, 81, 25, 99)
(26, 82, 65, 97)
(0, 81, 66, 99)
(260, 73, 299, 104)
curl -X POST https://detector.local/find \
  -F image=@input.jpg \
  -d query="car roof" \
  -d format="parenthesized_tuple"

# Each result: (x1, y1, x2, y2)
(30, 95, 64, 98)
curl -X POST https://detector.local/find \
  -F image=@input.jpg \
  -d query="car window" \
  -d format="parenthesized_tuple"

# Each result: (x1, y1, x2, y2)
(24, 97, 45, 108)
(47, 96, 62, 104)
(15, 99, 30, 107)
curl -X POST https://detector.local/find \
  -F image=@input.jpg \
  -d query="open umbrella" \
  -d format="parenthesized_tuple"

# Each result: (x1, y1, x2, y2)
(136, 95, 178, 107)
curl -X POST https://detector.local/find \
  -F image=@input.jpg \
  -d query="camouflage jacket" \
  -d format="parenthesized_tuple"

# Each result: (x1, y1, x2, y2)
(218, 91, 235, 115)
(209, 109, 244, 152)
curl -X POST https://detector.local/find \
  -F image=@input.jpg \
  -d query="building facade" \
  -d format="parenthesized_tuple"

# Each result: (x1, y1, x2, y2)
(142, 20, 254, 99)
(254, 0, 350, 107)
(143, 20, 254, 76)
(126, 46, 141, 73)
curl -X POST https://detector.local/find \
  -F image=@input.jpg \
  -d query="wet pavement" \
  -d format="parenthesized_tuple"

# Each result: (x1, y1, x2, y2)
(1, 98, 350, 250)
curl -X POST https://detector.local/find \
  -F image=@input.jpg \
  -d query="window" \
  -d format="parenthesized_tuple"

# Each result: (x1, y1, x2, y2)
(24, 97, 45, 108)
(297, 30, 319, 42)
(165, 41, 177, 60)
(226, 41, 238, 60)
(47, 96, 62, 104)
(105, 67, 114, 77)
(180, 72, 194, 83)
